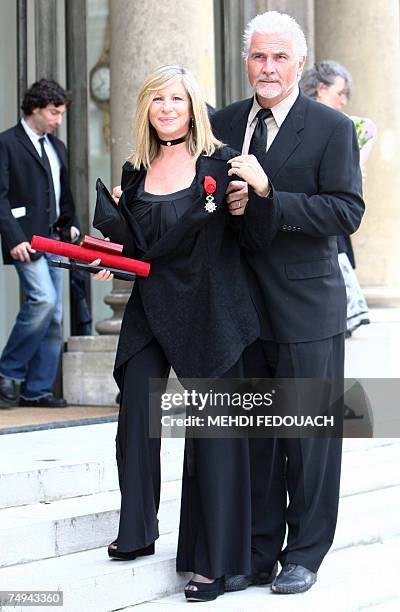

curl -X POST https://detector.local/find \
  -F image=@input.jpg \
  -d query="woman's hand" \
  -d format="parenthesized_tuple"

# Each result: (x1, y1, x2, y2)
(228, 155, 270, 197)
(226, 181, 248, 216)
(112, 185, 123, 205)
(90, 258, 114, 281)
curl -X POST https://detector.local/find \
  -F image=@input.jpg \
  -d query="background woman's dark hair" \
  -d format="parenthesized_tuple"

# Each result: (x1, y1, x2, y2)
(21, 79, 72, 115)
(300, 60, 353, 100)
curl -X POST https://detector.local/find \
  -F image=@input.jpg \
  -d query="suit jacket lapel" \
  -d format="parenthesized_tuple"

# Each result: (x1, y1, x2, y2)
(227, 99, 253, 152)
(14, 122, 47, 171)
(262, 92, 307, 180)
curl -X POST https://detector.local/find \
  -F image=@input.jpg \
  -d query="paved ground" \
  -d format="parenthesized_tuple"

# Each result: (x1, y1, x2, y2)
(0, 404, 117, 432)
(344, 307, 400, 378)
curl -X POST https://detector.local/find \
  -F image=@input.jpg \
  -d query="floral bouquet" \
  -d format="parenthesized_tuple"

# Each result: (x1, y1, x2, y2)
(350, 115, 377, 170)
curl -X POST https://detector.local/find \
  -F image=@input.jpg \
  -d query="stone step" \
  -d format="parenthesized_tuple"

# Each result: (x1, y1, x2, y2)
(0, 423, 184, 508)
(1, 433, 397, 511)
(2, 530, 398, 612)
(340, 441, 400, 496)
(1, 469, 399, 573)
(127, 537, 400, 612)
(0, 530, 189, 612)
(332, 485, 400, 552)
(0, 480, 181, 568)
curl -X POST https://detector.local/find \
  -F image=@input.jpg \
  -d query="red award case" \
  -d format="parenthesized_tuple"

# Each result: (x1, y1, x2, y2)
(31, 235, 150, 277)
(80, 235, 123, 255)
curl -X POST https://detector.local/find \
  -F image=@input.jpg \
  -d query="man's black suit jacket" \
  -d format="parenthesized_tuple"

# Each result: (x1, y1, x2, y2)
(212, 92, 365, 343)
(0, 122, 77, 264)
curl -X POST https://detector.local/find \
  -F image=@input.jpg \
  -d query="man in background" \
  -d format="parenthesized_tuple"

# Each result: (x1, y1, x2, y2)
(0, 79, 79, 408)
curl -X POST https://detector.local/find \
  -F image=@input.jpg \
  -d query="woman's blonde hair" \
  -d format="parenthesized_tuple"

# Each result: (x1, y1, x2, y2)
(129, 65, 223, 169)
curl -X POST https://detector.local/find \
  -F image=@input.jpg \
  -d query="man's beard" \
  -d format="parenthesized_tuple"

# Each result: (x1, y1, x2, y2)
(255, 79, 284, 99)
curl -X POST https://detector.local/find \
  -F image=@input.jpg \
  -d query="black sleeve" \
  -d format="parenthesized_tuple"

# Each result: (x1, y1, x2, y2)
(92, 178, 136, 258)
(274, 117, 364, 237)
(231, 184, 281, 250)
(0, 139, 27, 249)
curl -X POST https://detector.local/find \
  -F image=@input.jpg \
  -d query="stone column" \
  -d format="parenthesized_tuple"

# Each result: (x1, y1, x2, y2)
(262, 0, 315, 66)
(17, 0, 28, 105)
(65, 0, 89, 235)
(109, 0, 215, 174)
(34, 0, 57, 79)
(315, 0, 400, 303)
(215, 0, 315, 108)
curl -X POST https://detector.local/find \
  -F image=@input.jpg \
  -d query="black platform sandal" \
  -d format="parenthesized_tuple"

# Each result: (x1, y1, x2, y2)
(184, 577, 224, 602)
(107, 540, 155, 560)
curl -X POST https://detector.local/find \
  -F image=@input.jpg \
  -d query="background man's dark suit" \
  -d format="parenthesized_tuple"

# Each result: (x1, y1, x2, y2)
(0, 122, 75, 263)
(0, 118, 78, 406)
(212, 91, 364, 573)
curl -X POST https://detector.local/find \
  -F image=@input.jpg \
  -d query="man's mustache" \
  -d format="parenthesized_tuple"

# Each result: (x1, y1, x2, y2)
(257, 78, 281, 84)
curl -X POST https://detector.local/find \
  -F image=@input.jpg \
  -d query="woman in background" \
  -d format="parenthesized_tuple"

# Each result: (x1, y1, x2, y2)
(301, 60, 377, 337)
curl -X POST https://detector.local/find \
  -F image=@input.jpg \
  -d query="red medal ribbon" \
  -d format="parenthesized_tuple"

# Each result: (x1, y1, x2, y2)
(204, 176, 216, 194)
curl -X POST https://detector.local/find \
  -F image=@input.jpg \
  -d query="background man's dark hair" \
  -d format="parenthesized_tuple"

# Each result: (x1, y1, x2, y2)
(21, 79, 72, 116)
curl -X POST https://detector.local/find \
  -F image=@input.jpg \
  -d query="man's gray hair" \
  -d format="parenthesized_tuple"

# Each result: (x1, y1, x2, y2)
(300, 60, 353, 100)
(243, 11, 308, 59)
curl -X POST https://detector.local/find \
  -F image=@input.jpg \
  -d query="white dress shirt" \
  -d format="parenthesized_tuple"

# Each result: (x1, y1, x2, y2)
(242, 85, 300, 155)
(21, 117, 62, 220)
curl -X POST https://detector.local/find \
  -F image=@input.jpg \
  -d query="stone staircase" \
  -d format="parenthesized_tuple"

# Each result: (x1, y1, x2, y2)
(0, 424, 399, 611)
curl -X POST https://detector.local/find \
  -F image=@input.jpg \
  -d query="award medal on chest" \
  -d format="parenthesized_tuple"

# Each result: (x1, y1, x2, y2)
(204, 176, 217, 213)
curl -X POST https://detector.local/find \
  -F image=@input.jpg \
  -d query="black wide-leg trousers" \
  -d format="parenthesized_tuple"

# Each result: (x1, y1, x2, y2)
(115, 338, 252, 577)
(116, 339, 170, 552)
(243, 334, 344, 574)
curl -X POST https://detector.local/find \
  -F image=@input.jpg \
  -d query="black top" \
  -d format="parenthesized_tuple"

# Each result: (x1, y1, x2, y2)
(93, 146, 279, 383)
(132, 176, 196, 247)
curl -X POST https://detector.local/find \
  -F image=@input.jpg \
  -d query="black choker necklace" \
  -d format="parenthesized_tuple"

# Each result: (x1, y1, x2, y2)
(158, 134, 187, 147)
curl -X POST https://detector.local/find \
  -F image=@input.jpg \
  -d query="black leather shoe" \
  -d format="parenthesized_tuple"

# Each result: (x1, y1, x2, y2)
(0, 375, 17, 405)
(225, 563, 278, 592)
(19, 394, 68, 408)
(272, 563, 317, 594)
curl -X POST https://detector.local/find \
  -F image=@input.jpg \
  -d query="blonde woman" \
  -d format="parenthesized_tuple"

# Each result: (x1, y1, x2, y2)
(93, 65, 276, 602)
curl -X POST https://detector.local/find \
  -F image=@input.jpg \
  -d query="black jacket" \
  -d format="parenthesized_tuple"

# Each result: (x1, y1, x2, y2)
(0, 122, 77, 264)
(212, 92, 365, 342)
(93, 146, 278, 384)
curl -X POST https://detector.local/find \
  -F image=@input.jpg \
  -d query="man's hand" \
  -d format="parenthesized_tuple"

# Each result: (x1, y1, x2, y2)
(70, 227, 79, 242)
(112, 185, 122, 205)
(226, 180, 248, 216)
(10, 241, 36, 263)
(228, 155, 270, 197)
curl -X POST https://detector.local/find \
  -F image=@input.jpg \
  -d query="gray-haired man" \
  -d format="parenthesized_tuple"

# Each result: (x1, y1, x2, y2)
(212, 11, 363, 594)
